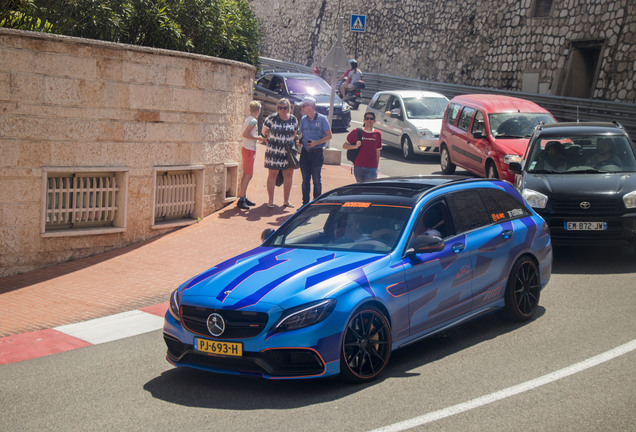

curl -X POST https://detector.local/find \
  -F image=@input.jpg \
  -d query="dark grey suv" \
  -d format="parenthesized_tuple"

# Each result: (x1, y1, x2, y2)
(509, 122, 636, 249)
(253, 72, 351, 131)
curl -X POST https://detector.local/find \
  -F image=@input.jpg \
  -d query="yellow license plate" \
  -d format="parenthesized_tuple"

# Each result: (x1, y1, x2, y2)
(195, 338, 242, 357)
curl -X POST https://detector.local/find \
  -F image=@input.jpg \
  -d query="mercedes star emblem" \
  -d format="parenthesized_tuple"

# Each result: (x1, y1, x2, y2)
(206, 313, 225, 337)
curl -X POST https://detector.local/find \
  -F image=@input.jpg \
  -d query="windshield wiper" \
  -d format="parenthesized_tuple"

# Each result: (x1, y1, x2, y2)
(501, 135, 525, 139)
(529, 169, 558, 174)
(567, 168, 602, 173)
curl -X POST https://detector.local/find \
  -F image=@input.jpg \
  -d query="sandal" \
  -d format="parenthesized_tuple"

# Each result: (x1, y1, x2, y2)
(283, 202, 295, 208)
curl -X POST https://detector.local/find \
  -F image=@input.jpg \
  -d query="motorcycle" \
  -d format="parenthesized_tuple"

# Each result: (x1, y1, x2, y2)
(337, 80, 365, 110)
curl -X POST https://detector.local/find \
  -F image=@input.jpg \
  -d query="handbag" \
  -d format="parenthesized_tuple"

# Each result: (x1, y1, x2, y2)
(346, 128, 363, 163)
(286, 143, 300, 169)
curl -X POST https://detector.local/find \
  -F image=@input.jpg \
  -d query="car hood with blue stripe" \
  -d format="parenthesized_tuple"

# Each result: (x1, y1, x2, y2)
(179, 247, 388, 310)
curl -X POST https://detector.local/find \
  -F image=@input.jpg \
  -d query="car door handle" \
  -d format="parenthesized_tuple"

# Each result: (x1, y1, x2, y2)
(501, 230, 513, 239)
(451, 243, 465, 253)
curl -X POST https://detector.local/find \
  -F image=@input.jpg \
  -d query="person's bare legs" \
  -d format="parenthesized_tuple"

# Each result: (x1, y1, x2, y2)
(282, 168, 294, 206)
(266, 169, 277, 206)
(238, 172, 252, 198)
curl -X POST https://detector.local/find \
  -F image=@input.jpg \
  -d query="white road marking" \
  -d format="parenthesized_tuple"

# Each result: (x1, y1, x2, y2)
(369, 339, 636, 432)
(54, 310, 164, 345)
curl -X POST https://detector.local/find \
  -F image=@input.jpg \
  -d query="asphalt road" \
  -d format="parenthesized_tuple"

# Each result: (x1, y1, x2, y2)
(2, 106, 635, 431)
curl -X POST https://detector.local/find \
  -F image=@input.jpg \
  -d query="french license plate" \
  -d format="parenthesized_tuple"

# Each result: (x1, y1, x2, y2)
(194, 338, 242, 357)
(564, 222, 607, 231)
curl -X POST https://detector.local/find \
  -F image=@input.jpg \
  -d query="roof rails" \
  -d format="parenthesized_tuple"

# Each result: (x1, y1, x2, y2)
(612, 120, 625, 130)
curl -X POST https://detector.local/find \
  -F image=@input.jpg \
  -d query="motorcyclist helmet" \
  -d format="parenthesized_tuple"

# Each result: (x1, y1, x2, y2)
(349, 59, 358, 69)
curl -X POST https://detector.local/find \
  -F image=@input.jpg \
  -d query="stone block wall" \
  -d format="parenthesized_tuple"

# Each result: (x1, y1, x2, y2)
(0, 29, 254, 277)
(249, 0, 635, 102)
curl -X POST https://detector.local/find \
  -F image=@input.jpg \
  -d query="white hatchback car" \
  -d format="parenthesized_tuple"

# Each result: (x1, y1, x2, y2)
(367, 90, 449, 159)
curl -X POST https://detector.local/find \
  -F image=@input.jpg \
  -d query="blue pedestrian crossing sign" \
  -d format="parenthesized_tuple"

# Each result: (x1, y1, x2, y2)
(350, 14, 366, 32)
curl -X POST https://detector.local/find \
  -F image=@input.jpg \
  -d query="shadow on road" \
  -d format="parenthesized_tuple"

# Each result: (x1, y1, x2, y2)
(144, 309, 542, 407)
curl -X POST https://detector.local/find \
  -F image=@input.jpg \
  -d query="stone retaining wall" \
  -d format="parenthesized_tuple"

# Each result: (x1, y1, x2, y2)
(249, 0, 635, 102)
(0, 29, 254, 277)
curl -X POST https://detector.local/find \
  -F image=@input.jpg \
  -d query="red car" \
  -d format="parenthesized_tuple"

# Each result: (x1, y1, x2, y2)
(439, 94, 556, 182)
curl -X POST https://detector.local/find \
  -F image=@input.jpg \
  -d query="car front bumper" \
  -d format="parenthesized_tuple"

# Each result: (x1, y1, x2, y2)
(162, 310, 343, 379)
(537, 212, 636, 246)
(316, 107, 351, 130)
(413, 136, 441, 154)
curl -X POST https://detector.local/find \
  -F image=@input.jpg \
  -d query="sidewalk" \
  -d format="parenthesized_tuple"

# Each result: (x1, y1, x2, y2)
(0, 149, 355, 339)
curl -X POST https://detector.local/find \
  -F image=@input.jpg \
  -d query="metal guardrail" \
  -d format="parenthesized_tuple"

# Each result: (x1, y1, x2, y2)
(259, 57, 636, 138)
(259, 57, 313, 74)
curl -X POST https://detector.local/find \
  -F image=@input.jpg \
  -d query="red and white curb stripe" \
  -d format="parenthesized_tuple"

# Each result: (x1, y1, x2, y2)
(0, 303, 168, 365)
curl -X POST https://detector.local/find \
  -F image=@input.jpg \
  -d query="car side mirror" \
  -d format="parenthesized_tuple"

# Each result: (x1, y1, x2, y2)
(509, 161, 522, 174)
(403, 234, 445, 258)
(472, 131, 485, 139)
(261, 228, 275, 242)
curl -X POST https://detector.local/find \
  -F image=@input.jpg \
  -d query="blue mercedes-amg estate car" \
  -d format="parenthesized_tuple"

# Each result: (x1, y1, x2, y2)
(163, 176, 552, 382)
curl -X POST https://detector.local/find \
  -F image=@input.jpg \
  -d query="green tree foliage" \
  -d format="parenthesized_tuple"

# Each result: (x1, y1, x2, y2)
(0, 0, 261, 65)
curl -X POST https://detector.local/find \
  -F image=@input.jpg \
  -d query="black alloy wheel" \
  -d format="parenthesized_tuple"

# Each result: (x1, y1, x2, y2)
(504, 257, 541, 321)
(340, 306, 391, 383)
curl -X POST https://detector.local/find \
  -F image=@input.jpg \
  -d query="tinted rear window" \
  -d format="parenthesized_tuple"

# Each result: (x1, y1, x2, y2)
(457, 107, 476, 131)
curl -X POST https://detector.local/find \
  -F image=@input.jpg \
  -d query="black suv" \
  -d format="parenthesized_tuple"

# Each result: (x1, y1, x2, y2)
(253, 72, 351, 130)
(509, 122, 636, 248)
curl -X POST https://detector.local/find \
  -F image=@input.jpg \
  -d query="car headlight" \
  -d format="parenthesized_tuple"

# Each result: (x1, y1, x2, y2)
(504, 154, 522, 164)
(417, 128, 434, 138)
(342, 103, 350, 112)
(169, 289, 181, 321)
(522, 189, 548, 209)
(624, 190, 636, 209)
(273, 299, 336, 332)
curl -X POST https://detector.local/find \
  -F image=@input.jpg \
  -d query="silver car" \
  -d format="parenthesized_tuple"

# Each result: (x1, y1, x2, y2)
(368, 90, 449, 159)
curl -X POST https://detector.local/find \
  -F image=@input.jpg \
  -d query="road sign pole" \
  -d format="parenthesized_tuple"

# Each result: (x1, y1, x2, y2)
(320, 17, 349, 165)
(355, 32, 358, 59)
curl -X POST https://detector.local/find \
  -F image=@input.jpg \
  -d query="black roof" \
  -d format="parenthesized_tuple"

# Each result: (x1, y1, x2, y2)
(537, 122, 630, 137)
(320, 176, 486, 207)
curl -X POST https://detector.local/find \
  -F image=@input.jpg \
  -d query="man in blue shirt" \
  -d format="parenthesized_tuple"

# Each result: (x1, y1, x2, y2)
(299, 97, 332, 206)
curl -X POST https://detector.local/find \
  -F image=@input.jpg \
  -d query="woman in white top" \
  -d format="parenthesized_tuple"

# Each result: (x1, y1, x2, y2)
(237, 101, 265, 210)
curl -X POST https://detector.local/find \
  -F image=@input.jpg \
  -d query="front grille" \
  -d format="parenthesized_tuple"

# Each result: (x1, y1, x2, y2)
(181, 305, 269, 338)
(166, 346, 325, 377)
(551, 199, 620, 215)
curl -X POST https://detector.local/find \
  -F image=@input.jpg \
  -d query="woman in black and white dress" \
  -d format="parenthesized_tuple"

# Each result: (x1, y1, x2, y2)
(261, 98, 299, 208)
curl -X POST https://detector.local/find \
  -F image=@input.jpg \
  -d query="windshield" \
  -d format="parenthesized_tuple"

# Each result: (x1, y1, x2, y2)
(404, 97, 448, 119)
(526, 135, 636, 173)
(285, 77, 332, 96)
(489, 113, 555, 138)
(263, 201, 412, 253)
